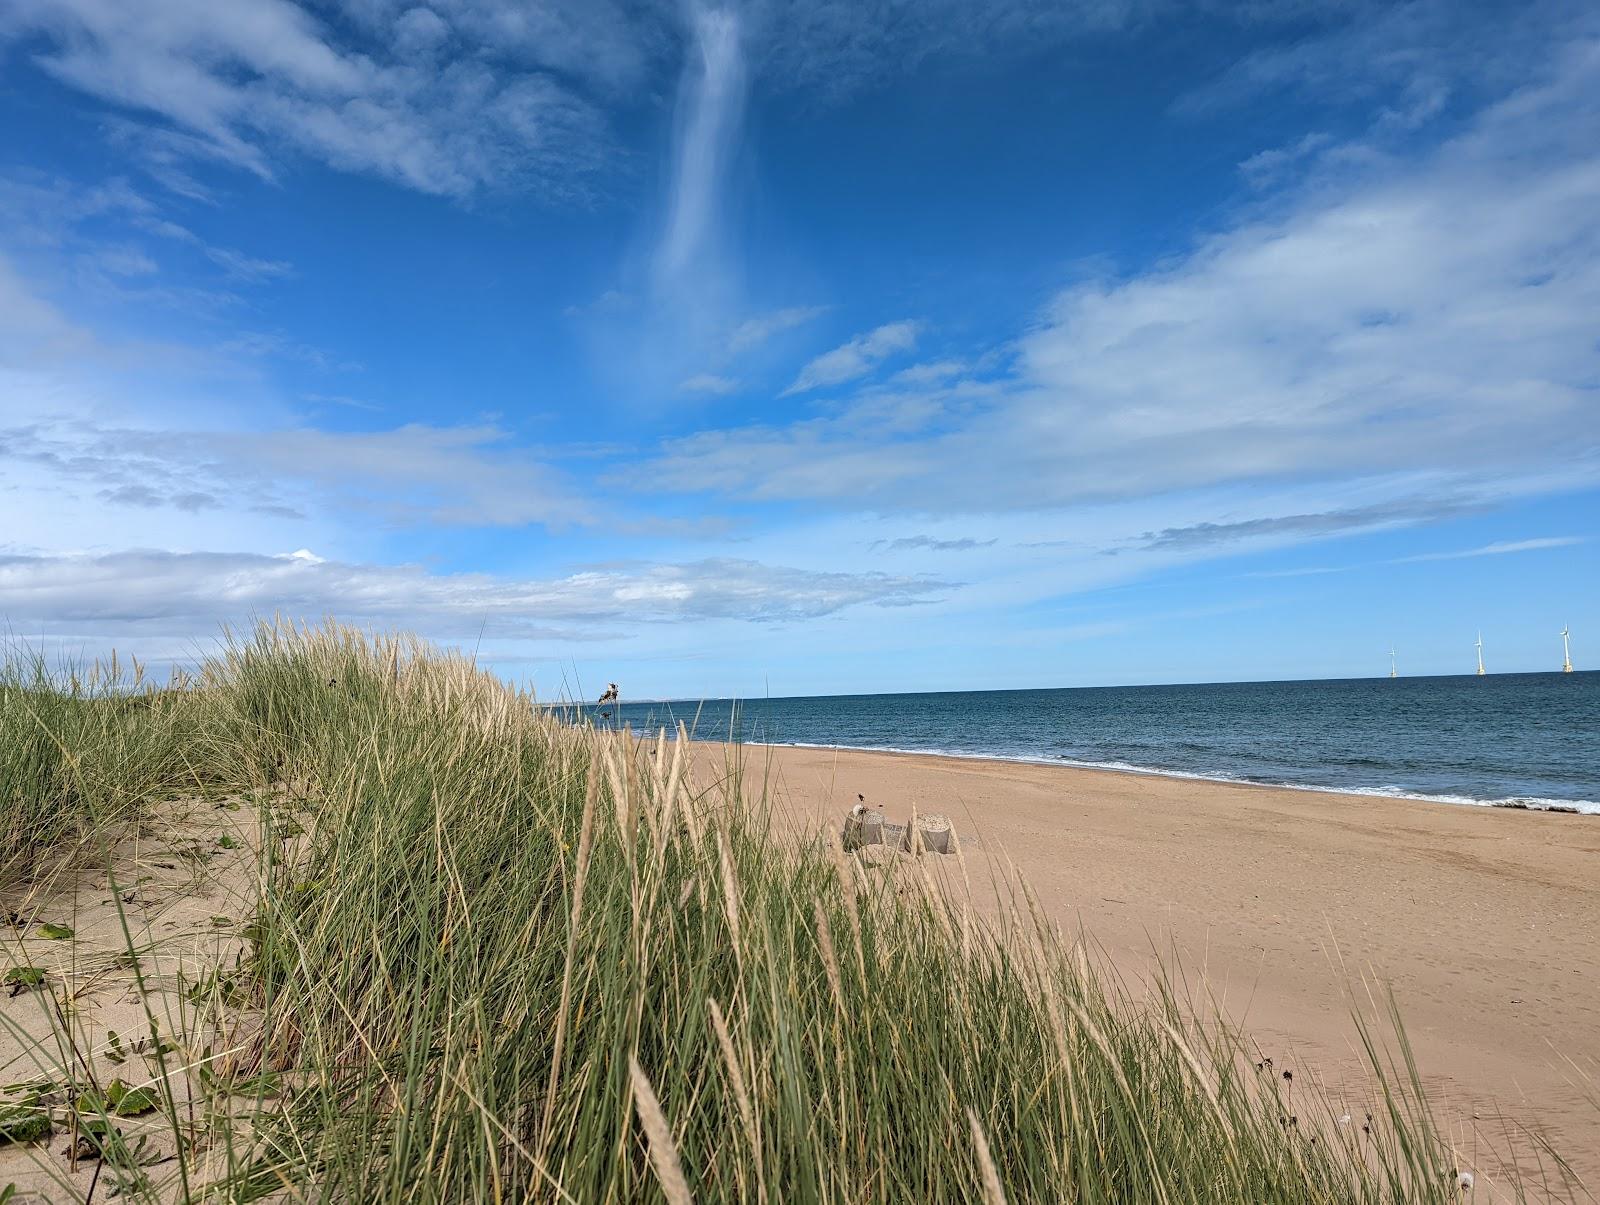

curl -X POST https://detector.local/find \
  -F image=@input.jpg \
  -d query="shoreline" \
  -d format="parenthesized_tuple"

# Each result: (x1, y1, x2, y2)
(703, 737, 1599, 816)
(697, 740, 1600, 1187)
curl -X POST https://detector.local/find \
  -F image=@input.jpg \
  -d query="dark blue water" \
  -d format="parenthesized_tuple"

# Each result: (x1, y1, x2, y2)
(572, 673, 1600, 813)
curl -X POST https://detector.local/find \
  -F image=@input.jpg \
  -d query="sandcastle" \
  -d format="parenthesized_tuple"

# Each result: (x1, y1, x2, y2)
(842, 805, 954, 856)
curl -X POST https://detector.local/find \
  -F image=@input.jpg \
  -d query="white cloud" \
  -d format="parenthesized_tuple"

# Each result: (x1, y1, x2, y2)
(348, 0, 668, 93)
(750, 0, 1153, 98)
(726, 305, 827, 355)
(644, 36, 1600, 512)
(1247, 535, 1586, 579)
(1237, 131, 1332, 188)
(654, 5, 747, 287)
(679, 373, 738, 395)
(204, 246, 294, 282)
(2, 418, 592, 531)
(1394, 536, 1585, 563)
(886, 358, 967, 386)
(301, 391, 384, 413)
(392, 6, 450, 59)
(782, 320, 921, 395)
(1178, 0, 1572, 123)
(0, 548, 952, 645)
(90, 245, 159, 277)
(563, 288, 634, 318)
(0, 0, 615, 198)
(873, 535, 996, 552)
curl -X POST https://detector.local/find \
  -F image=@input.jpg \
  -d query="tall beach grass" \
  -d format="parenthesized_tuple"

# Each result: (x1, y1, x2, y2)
(1, 622, 1571, 1202)
(0, 646, 206, 899)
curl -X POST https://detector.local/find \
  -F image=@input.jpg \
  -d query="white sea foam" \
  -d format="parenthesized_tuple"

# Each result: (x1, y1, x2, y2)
(759, 741, 1600, 815)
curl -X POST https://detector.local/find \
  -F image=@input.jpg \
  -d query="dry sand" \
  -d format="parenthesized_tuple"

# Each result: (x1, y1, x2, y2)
(1, 797, 278, 1203)
(696, 741, 1600, 1192)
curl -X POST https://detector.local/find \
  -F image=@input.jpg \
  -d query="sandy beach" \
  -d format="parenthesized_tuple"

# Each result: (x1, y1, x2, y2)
(695, 742, 1600, 1189)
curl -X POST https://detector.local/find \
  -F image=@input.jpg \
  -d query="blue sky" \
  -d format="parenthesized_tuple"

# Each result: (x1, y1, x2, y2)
(0, 0, 1596, 698)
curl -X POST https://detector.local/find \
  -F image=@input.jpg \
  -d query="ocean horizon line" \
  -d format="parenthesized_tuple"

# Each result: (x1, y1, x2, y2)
(544, 666, 1595, 708)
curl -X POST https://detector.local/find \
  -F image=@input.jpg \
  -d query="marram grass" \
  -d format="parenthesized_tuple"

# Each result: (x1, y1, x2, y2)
(0, 622, 1568, 1202)
(0, 645, 202, 898)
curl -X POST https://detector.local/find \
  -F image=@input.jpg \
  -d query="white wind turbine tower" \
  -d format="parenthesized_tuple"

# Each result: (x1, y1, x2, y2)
(1475, 631, 1486, 676)
(1561, 625, 1573, 673)
(1389, 646, 1397, 678)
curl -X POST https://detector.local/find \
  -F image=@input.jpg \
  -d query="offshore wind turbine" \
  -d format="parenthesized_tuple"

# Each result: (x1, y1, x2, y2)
(1562, 625, 1574, 673)
(1475, 632, 1486, 676)
(1389, 646, 1398, 678)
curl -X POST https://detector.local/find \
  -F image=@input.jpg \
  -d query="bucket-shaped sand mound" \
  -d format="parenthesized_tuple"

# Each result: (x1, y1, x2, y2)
(842, 808, 953, 855)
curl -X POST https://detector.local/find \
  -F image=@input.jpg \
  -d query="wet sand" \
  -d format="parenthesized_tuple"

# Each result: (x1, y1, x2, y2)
(694, 742, 1600, 1192)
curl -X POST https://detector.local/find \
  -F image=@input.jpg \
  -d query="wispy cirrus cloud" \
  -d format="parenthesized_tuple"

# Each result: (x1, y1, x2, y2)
(0, 170, 294, 320)
(1248, 536, 1586, 579)
(654, 5, 747, 290)
(727, 305, 827, 355)
(0, 0, 617, 199)
(750, 0, 1162, 99)
(782, 320, 921, 395)
(672, 307, 829, 397)
(1177, 0, 1568, 123)
(679, 373, 739, 395)
(1394, 536, 1585, 563)
(204, 246, 293, 282)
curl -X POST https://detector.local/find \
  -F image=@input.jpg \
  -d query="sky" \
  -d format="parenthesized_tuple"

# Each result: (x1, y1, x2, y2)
(0, 0, 1596, 699)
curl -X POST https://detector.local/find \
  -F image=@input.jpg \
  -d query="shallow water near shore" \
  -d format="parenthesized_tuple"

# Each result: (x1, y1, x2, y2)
(580, 671, 1600, 813)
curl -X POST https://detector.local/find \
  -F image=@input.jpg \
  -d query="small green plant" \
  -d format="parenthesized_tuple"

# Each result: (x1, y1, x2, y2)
(77, 1078, 160, 1118)
(185, 968, 249, 1007)
(3, 966, 45, 997)
(0, 1083, 53, 1146)
(38, 922, 73, 940)
(0, 1102, 51, 1145)
(198, 1064, 283, 1099)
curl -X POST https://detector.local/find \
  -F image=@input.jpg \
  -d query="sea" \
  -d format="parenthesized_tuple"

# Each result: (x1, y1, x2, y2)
(571, 672, 1600, 814)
